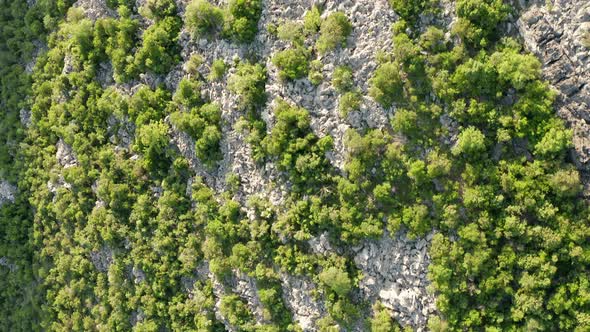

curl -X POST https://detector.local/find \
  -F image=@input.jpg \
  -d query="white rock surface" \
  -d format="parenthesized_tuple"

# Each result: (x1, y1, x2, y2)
(89, 246, 114, 272)
(0, 257, 17, 272)
(353, 231, 437, 330)
(56, 138, 78, 168)
(280, 273, 327, 332)
(0, 180, 17, 206)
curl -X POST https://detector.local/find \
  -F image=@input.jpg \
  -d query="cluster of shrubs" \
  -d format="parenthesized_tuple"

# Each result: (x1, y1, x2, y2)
(185, 0, 263, 43)
(271, 7, 353, 85)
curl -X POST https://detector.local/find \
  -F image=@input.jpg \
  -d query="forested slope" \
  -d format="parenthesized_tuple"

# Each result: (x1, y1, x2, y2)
(1, 0, 589, 331)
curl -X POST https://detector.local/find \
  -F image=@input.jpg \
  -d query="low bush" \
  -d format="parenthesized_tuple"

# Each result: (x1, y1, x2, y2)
(227, 62, 267, 109)
(308, 59, 324, 85)
(369, 61, 404, 108)
(332, 65, 354, 93)
(223, 0, 263, 43)
(338, 91, 362, 117)
(316, 12, 352, 54)
(272, 47, 310, 80)
(185, 0, 224, 38)
(208, 58, 226, 81)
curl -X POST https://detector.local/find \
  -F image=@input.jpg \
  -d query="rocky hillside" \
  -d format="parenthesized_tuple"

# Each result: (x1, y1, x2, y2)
(1, 0, 590, 331)
(517, 0, 590, 187)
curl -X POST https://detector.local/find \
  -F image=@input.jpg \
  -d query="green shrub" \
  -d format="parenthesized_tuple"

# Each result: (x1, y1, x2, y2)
(304, 5, 321, 33)
(208, 59, 226, 81)
(369, 61, 404, 108)
(227, 62, 267, 109)
(319, 266, 352, 297)
(419, 26, 447, 53)
(276, 20, 304, 44)
(134, 17, 182, 74)
(389, 0, 430, 23)
(338, 91, 361, 117)
(369, 302, 401, 332)
(534, 120, 572, 157)
(548, 167, 582, 198)
(224, 0, 263, 43)
(171, 103, 222, 166)
(582, 31, 590, 48)
(308, 59, 324, 85)
(103, 9, 139, 82)
(451, 126, 486, 156)
(454, 0, 508, 47)
(316, 12, 352, 54)
(185, 0, 225, 38)
(219, 295, 253, 328)
(129, 85, 171, 126)
(186, 53, 204, 76)
(391, 108, 418, 136)
(490, 47, 541, 90)
(173, 78, 203, 108)
(261, 100, 333, 191)
(134, 120, 170, 171)
(140, 0, 177, 20)
(332, 65, 354, 93)
(272, 47, 310, 80)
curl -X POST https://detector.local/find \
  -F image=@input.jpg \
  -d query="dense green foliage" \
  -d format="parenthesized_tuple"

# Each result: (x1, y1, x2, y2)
(134, 16, 182, 75)
(2, 0, 590, 331)
(453, 0, 508, 47)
